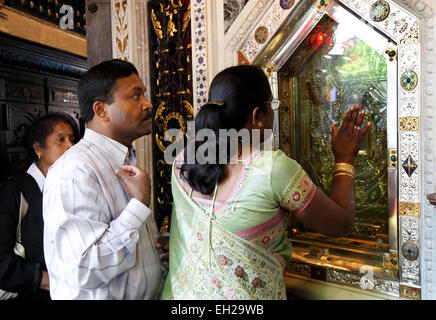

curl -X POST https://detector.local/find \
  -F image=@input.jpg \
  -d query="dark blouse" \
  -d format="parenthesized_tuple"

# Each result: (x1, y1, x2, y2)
(0, 173, 50, 299)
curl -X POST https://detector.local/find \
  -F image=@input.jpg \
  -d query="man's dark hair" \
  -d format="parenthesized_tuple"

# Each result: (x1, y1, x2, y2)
(78, 59, 139, 123)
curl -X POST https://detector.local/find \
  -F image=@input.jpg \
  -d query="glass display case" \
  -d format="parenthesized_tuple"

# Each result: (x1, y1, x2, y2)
(278, 8, 396, 277)
(251, 0, 405, 296)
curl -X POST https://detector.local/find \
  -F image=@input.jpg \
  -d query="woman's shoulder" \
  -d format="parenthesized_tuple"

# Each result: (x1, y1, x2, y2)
(10, 172, 37, 187)
(0, 175, 25, 209)
(1, 172, 37, 193)
(255, 149, 300, 167)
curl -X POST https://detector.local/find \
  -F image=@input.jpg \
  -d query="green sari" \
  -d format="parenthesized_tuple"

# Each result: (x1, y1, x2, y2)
(161, 150, 316, 300)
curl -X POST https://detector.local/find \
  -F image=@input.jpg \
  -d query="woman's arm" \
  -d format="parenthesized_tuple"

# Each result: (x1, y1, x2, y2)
(295, 105, 371, 236)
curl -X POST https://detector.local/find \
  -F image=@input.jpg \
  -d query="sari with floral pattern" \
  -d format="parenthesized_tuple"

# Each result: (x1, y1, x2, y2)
(161, 150, 316, 300)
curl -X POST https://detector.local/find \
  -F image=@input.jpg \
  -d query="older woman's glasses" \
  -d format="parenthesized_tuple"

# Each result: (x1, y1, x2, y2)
(265, 99, 281, 110)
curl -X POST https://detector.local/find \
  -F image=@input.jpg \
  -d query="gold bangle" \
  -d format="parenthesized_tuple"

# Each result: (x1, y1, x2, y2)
(333, 172, 355, 179)
(333, 162, 355, 176)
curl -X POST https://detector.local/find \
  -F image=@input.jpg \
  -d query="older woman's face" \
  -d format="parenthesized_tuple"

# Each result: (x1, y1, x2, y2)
(39, 122, 75, 168)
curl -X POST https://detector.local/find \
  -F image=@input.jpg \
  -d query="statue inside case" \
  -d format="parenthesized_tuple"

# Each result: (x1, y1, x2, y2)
(253, 0, 399, 284)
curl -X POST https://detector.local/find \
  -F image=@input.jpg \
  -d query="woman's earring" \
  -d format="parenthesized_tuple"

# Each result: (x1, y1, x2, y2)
(37, 154, 41, 160)
(258, 122, 263, 128)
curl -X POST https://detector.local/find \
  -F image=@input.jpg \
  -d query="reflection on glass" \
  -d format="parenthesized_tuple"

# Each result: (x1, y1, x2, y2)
(279, 14, 389, 251)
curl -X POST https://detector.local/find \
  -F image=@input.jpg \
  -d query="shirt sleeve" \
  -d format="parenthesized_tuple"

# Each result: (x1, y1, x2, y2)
(43, 173, 152, 290)
(270, 151, 317, 213)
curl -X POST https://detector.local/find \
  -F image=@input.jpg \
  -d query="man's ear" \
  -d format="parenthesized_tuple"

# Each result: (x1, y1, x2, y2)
(93, 101, 109, 122)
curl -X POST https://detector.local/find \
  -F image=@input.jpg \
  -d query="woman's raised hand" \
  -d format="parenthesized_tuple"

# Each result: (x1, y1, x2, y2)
(330, 104, 371, 165)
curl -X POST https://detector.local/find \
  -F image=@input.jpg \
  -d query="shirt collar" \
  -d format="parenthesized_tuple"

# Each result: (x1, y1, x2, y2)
(127, 145, 137, 166)
(26, 162, 45, 192)
(83, 128, 136, 168)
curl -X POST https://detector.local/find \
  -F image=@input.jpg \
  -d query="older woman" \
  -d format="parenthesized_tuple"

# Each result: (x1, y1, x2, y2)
(162, 65, 371, 300)
(0, 112, 77, 300)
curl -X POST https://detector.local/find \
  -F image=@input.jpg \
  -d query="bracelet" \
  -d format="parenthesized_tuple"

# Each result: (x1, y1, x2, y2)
(333, 172, 355, 179)
(333, 162, 355, 176)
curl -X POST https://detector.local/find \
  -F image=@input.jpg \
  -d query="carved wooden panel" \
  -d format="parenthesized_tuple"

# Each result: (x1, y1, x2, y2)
(148, 0, 193, 230)
(0, 33, 87, 184)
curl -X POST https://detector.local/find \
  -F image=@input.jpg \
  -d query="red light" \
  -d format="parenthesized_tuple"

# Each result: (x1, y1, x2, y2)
(309, 29, 325, 49)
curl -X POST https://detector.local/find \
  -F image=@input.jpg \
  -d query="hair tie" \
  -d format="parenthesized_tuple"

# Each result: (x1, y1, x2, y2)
(207, 100, 225, 107)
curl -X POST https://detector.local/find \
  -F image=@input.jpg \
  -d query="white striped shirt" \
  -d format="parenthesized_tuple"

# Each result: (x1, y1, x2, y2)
(43, 128, 165, 300)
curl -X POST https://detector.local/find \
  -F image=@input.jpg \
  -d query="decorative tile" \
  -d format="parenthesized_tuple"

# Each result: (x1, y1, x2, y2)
(238, 51, 250, 65)
(400, 284, 421, 300)
(400, 216, 419, 285)
(401, 71, 418, 92)
(399, 202, 419, 217)
(316, 0, 330, 11)
(402, 155, 417, 177)
(280, 0, 295, 10)
(398, 45, 420, 117)
(399, 117, 419, 131)
(388, 149, 397, 168)
(399, 132, 419, 202)
(370, 0, 390, 22)
(384, 251, 399, 270)
(402, 241, 419, 261)
(254, 26, 269, 44)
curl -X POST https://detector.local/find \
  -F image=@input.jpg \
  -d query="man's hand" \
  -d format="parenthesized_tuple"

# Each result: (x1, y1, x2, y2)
(155, 235, 169, 269)
(115, 165, 151, 207)
(40, 270, 50, 291)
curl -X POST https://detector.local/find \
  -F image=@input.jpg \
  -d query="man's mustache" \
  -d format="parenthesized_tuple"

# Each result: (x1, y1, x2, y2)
(143, 109, 152, 121)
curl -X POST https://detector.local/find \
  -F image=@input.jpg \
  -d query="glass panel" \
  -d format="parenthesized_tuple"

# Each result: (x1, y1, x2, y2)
(279, 14, 391, 253)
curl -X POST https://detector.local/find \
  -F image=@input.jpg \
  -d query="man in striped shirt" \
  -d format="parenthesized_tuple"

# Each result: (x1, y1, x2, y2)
(43, 59, 168, 299)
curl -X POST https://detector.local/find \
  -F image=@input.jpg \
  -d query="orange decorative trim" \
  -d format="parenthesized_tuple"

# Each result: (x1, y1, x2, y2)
(400, 284, 421, 300)
(399, 117, 419, 131)
(399, 202, 419, 217)
(238, 50, 250, 65)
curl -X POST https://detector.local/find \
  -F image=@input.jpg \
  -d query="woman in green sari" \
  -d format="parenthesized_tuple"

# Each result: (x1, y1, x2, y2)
(161, 65, 371, 300)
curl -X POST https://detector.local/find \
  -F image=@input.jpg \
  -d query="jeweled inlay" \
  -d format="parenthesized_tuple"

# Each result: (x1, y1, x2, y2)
(401, 71, 418, 91)
(402, 241, 419, 261)
(399, 117, 419, 131)
(402, 155, 417, 177)
(254, 26, 269, 44)
(370, 0, 390, 22)
(280, 0, 295, 10)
